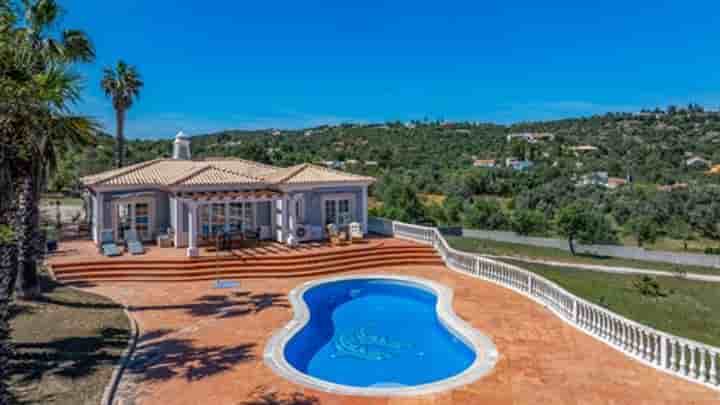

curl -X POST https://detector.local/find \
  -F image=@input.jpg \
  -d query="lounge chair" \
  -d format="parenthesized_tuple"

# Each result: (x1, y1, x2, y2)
(125, 229, 145, 255)
(101, 230, 121, 257)
(349, 222, 363, 242)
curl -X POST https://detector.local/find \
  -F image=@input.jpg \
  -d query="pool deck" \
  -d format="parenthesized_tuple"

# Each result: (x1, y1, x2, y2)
(79, 263, 719, 404)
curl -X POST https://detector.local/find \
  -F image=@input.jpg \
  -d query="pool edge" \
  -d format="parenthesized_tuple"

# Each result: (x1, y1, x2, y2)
(263, 274, 499, 397)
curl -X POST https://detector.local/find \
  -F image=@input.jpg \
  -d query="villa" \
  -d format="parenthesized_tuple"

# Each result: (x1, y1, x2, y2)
(83, 132, 374, 256)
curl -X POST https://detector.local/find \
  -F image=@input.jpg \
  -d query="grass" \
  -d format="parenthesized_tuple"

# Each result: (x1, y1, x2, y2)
(501, 259, 720, 347)
(446, 236, 720, 276)
(10, 275, 130, 405)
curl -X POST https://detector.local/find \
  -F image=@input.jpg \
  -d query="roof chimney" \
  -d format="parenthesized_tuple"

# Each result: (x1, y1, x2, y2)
(173, 131, 191, 160)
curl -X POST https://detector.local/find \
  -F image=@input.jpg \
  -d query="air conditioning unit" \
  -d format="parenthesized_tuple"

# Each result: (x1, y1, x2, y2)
(294, 224, 312, 242)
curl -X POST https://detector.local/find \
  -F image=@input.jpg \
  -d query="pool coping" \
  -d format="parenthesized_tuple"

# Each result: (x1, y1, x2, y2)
(263, 274, 499, 397)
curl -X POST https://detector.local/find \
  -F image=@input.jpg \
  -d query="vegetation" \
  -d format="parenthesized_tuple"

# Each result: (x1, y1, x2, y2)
(44, 106, 720, 255)
(446, 236, 720, 275)
(101, 60, 143, 168)
(9, 276, 129, 405)
(502, 259, 720, 347)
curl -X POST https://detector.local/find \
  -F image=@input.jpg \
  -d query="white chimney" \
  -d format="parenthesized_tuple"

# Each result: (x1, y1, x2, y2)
(173, 131, 191, 160)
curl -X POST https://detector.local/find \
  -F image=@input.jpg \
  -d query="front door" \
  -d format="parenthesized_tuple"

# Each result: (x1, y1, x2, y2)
(114, 199, 154, 242)
(323, 196, 354, 229)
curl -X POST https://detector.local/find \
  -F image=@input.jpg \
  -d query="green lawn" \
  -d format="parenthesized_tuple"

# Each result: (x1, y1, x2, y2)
(447, 236, 720, 276)
(498, 259, 720, 347)
(10, 275, 130, 405)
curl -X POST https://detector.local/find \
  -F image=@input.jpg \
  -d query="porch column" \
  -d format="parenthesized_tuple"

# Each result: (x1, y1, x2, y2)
(282, 196, 291, 244)
(94, 192, 104, 245)
(174, 198, 183, 248)
(187, 203, 199, 257)
(288, 195, 298, 246)
(361, 185, 368, 235)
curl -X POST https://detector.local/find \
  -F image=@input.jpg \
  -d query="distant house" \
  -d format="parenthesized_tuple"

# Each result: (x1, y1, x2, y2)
(506, 157, 533, 171)
(346, 159, 359, 165)
(322, 161, 344, 169)
(270, 129, 282, 136)
(657, 183, 689, 192)
(707, 164, 720, 175)
(570, 145, 599, 154)
(364, 161, 379, 167)
(685, 156, 711, 169)
(507, 132, 555, 143)
(579, 171, 609, 187)
(607, 177, 628, 189)
(454, 129, 472, 135)
(473, 159, 497, 168)
(304, 130, 314, 137)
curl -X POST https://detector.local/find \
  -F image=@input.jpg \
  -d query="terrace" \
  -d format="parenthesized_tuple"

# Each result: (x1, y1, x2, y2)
(43, 221, 720, 403)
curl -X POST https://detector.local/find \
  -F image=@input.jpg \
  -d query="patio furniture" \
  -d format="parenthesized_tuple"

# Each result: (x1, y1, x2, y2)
(243, 228, 260, 248)
(327, 224, 348, 246)
(349, 222, 363, 242)
(157, 234, 172, 248)
(100, 230, 122, 257)
(125, 229, 146, 255)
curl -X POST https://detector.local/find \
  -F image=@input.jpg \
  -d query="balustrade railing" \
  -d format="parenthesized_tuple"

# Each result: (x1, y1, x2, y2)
(367, 217, 720, 391)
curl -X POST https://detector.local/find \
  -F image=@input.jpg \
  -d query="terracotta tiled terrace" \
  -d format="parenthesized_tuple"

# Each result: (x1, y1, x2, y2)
(49, 238, 719, 404)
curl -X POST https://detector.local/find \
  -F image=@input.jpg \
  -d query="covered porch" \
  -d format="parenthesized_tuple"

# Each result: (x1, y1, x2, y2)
(173, 188, 369, 257)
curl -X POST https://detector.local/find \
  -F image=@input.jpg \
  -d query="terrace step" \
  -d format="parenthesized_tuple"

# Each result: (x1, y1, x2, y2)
(57, 257, 445, 284)
(53, 252, 440, 278)
(51, 246, 436, 273)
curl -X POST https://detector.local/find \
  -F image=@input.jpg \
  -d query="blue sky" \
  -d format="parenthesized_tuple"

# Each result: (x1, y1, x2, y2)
(61, 0, 720, 138)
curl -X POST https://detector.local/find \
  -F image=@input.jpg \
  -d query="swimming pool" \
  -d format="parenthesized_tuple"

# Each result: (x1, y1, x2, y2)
(264, 275, 498, 396)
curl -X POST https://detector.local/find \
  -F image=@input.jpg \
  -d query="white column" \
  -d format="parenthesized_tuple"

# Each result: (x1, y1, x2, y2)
(94, 192, 104, 245)
(282, 196, 290, 244)
(174, 199, 183, 248)
(187, 203, 199, 257)
(275, 198, 284, 242)
(361, 185, 368, 235)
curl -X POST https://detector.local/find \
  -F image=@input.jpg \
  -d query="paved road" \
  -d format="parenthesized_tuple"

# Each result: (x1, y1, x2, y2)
(486, 254, 720, 283)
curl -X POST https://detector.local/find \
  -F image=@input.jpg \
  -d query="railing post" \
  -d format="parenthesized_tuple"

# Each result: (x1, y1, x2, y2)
(527, 275, 533, 293)
(660, 335, 667, 368)
(573, 299, 578, 323)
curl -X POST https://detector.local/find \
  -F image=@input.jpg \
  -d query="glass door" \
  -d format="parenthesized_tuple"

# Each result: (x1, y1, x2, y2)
(324, 197, 353, 227)
(134, 202, 151, 240)
(114, 199, 153, 242)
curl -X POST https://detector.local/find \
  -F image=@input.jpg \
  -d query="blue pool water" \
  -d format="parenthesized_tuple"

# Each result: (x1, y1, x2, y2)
(283, 279, 477, 387)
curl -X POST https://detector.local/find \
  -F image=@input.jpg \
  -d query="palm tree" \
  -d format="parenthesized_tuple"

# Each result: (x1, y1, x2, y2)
(101, 61, 143, 168)
(1, 1, 97, 298)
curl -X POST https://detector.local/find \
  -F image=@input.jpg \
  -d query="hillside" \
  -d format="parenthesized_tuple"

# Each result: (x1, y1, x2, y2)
(53, 108, 720, 246)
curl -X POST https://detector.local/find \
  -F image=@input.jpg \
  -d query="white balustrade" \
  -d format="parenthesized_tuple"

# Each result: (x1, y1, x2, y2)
(370, 217, 720, 391)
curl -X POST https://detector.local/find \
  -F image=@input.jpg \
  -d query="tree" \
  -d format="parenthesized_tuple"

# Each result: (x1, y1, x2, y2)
(101, 60, 143, 168)
(626, 216, 660, 247)
(510, 209, 547, 236)
(555, 203, 617, 255)
(1, 1, 97, 298)
(666, 217, 693, 250)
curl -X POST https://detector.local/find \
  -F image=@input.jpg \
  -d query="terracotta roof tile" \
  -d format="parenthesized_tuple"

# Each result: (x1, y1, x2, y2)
(82, 159, 374, 188)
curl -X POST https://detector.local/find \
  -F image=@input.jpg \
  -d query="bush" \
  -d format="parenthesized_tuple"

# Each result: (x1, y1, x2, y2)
(632, 276, 669, 298)
(704, 247, 720, 255)
(510, 209, 547, 236)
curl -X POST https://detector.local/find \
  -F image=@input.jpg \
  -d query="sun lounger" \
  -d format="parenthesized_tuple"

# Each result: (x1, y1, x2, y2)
(101, 230, 122, 257)
(125, 229, 145, 255)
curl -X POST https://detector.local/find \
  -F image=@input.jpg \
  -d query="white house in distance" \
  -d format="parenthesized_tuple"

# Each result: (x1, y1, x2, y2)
(83, 132, 375, 256)
(506, 132, 555, 143)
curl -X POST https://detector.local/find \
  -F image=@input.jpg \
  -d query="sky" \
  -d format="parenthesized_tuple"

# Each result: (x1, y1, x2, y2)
(59, 0, 720, 139)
